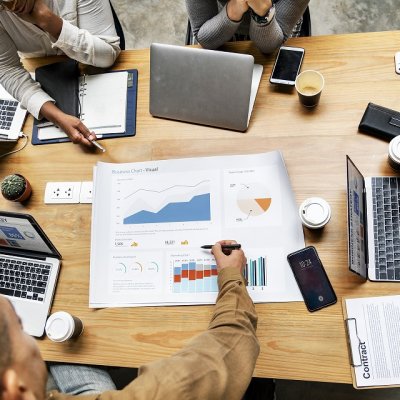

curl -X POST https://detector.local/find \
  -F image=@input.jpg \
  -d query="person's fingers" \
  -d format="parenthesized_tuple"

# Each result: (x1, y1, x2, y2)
(217, 239, 237, 246)
(230, 249, 246, 271)
(79, 136, 94, 147)
(77, 121, 97, 140)
(76, 123, 97, 146)
(87, 131, 96, 141)
(216, 240, 237, 255)
(74, 123, 97, 147)
(68, 129, 82, 144)
(66, 128, 91, 147)
(211, 243, 225, 262)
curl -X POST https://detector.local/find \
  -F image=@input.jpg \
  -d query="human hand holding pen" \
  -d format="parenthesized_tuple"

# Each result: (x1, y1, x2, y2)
(211, 240, 246, 273)
(91, 139, 106, 152)
(56, 113, 97, 146)
(39, 102, 105, 150)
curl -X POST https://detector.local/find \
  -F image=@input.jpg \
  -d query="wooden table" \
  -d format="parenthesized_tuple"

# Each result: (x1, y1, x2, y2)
(4, 30, 400, 384)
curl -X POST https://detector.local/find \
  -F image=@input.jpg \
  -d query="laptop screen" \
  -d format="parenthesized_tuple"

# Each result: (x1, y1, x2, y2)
(0, 213, 60, 257)
(346, 156, 367, 278)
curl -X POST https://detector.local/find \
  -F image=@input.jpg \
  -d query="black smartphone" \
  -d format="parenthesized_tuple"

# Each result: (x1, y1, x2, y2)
(287, 246, 337, 312)
(269, 46, 305, 86)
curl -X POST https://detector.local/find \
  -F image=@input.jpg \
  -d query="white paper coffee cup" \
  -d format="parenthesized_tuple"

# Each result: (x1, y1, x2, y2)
(45, 311, 84, 342)
(388, 136, 400, 171)
(299, 197, 331, 229)
(295, 70, 325, 108)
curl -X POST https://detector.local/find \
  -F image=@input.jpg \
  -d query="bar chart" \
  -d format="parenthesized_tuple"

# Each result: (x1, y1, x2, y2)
(173, 260, 219, 293)
(172, 255, 267, 293)
(243, 256, 267, 287)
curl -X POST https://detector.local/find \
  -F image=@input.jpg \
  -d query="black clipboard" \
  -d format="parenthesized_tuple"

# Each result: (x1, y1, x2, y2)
(31, 66, 138, 145)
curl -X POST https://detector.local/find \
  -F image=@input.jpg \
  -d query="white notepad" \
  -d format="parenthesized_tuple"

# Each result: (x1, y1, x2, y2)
(38, 71, 128, 140)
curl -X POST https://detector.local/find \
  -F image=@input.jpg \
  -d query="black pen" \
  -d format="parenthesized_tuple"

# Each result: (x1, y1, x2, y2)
(201, 244, 241, 250)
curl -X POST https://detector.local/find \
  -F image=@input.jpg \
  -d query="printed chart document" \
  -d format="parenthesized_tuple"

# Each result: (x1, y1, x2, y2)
(89, 151, 304, 307)
(344, 295, 400, 388)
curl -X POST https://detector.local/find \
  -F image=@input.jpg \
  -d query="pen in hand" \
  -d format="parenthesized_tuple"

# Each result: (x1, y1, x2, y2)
(201, 244, 241, 250)
(91, 139, 106, 152)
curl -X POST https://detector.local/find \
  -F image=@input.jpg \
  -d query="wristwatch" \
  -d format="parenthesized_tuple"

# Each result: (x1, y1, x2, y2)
(251, 4, 276, 26)
(0, 0, 15, 11)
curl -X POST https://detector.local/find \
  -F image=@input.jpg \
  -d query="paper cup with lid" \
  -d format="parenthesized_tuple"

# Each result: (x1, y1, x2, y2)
(299, 197, 331, 229)
(388, 136, 400, 171)
(45, 311, 84, 342)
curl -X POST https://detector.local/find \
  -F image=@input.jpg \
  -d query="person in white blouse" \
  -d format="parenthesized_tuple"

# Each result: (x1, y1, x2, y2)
(0, 0, 121, 147)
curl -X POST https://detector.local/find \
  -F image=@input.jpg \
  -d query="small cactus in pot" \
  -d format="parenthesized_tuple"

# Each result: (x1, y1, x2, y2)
(1, 174, 32, 202)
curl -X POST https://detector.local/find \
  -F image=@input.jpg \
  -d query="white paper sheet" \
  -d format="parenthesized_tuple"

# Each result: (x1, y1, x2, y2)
(89, 151, 304, 308)
(345, 295, 400, 388)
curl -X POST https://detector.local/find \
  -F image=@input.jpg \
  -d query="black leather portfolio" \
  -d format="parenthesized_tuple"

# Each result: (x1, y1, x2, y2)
(359, 102, 400, 141)
(32, 60, 138, 145)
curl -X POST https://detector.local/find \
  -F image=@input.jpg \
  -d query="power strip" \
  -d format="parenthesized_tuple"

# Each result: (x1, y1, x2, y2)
(44, 181, 93, 204)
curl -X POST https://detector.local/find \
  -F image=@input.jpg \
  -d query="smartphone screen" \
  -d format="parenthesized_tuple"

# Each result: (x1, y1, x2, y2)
(287, 246, 337, 312)
(270, 46, 304, 85)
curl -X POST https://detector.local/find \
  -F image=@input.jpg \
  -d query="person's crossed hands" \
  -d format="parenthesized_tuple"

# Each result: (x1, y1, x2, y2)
(227, 0, 273, 21)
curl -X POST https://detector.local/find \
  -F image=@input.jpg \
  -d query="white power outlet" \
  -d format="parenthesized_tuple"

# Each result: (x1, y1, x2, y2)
(79, 181, 93, 204)
(45, 182, 82, 204)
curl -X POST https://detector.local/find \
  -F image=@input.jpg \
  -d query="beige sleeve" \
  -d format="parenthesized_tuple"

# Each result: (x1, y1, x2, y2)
(120, 268, 259, 400)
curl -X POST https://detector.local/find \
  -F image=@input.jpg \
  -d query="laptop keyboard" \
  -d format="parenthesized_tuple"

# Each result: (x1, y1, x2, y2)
(372, 177, 400, 280)
(0, 256, 51, 302)
(0, 99, 18, 130)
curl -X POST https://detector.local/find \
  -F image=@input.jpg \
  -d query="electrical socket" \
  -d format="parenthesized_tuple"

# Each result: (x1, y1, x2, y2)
(44, 182, 82, 204)
(79, 181, 93, 204)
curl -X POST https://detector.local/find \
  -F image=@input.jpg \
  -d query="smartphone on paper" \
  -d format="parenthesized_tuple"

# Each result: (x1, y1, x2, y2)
(287, 246, 337, 312)
(270, 46, 305, 86)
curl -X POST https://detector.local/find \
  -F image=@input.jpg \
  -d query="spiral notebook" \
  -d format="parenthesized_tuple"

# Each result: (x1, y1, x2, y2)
(31, 61, 138, 144)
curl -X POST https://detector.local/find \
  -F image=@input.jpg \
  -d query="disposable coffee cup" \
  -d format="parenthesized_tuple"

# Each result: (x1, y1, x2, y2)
(388, 136, 400, 171)
(45, 311, 84, 342)
(299, 197, 331, 229)
(295, 70, 325, 108)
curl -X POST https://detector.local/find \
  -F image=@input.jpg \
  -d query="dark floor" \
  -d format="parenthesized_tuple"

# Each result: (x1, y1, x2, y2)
(108, 369, 400, 399)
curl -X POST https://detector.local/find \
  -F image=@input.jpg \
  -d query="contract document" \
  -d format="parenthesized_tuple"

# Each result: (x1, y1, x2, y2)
(344, 295, 400, 389)
(89, 151, 304, 307)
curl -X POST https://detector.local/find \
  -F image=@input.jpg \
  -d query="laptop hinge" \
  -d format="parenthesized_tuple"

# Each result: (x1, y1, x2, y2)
(363, 187, 369, 268)
(0, 248, 47, 261)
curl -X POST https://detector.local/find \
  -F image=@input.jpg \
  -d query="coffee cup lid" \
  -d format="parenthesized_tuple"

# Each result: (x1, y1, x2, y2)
(389, 136, 400, 163)
(45, 311, 74, 342)
(299, 197, 331, 228)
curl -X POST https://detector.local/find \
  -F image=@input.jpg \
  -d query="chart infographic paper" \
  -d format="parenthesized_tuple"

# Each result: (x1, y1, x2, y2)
(90, 151, 304, 307)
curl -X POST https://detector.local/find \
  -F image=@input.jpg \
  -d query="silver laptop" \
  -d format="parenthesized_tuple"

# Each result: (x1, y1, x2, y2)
(346, 155, 400, 281)
(150, 43, 263, 132)
(0, 212, 61, 336)
(0, 84, 27, 141)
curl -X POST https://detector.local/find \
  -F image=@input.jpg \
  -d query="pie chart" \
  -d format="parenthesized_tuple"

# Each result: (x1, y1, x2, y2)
(237, 183, 272, 217)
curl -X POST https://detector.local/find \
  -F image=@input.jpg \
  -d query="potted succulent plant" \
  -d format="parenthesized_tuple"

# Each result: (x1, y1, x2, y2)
(1, 174, 32, 202)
